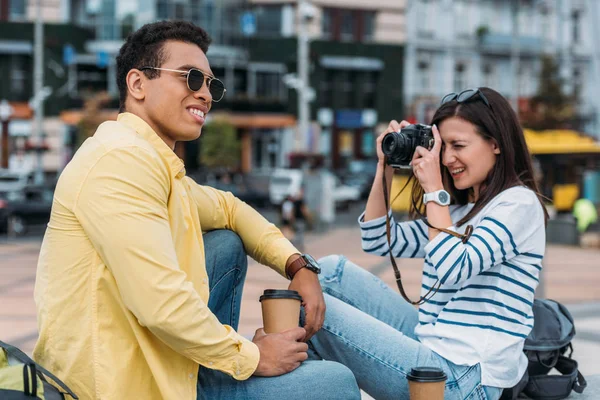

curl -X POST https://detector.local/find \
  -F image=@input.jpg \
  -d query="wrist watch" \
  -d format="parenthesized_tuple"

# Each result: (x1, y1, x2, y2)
(286, 254, 321, 280)
(423, 189, 451, 206)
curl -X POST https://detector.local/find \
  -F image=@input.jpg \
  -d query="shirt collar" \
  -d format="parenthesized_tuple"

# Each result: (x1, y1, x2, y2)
(117, 112, 185, 178)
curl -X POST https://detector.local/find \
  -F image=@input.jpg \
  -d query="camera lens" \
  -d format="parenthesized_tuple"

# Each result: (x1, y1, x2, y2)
(382, 133, 398, 156)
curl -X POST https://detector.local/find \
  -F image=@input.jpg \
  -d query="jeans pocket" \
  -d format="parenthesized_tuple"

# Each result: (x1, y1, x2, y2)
(465, 384, 488, 400)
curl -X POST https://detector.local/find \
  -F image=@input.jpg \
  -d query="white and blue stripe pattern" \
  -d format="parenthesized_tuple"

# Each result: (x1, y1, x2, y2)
(358, 186, 546, 389)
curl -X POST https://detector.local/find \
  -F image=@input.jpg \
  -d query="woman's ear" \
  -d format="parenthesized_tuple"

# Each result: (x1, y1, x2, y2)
(492, 140, 501, 155)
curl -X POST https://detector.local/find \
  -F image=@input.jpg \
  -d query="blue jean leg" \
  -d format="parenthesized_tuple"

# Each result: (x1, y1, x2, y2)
(203, 230, 248, 330)
(309, 255, 503, 400)
(317, 254, 419, 339)
(197, 232, 361, 400)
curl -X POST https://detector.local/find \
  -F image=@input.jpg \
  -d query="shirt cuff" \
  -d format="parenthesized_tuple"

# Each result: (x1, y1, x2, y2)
(229, 336, 260, 381)
(263, 236, 301, 278)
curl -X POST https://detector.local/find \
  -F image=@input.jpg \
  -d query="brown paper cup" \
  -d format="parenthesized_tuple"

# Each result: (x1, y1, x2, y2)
(407, 367, 447, 400)
(259, 289, 302, 334)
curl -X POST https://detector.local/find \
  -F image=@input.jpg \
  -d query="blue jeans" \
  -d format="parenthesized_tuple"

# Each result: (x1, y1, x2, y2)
(310, 255, 505, 400)
(197, 230, 361, 400)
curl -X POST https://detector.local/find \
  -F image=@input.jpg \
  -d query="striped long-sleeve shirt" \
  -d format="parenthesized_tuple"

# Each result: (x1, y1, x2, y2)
(359, 186, 546, 388)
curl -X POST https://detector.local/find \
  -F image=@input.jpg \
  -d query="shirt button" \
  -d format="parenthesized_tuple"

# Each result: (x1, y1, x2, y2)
(208, 361, 214, 366)
(189, 373, 194, 379)
(203, 278, 208, 284)
(236, 370, 241, 376)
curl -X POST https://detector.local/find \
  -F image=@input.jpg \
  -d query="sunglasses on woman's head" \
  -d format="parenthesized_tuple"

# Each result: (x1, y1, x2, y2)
(139, 66, 227, 102)
(441, 88, 491, 109)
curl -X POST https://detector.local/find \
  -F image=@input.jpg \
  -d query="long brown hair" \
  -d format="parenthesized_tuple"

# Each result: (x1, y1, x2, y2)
(409, 87, 549, 226)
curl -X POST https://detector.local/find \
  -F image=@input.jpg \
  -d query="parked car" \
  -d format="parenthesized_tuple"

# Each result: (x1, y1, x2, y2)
(340, 160, 377, 199)
(211, 178, 271, 209)
(0, 170, 34, 193)
(333, 176, 361, 210)
(269, 169, 303, 206)
(0, 184, 54, 236)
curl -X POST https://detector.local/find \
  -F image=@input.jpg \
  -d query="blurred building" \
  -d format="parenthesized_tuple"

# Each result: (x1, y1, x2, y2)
(1, 0, 410, 175)
(245, 0, 406, 170)
(404, 0, 598, 137)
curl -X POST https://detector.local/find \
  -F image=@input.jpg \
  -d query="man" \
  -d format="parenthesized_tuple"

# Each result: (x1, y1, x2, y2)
(33, 21, 359, 400)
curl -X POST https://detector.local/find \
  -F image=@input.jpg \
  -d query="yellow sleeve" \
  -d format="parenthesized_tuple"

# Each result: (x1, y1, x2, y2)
(185, 177, 299, 277)
(74, 147, 259, 380)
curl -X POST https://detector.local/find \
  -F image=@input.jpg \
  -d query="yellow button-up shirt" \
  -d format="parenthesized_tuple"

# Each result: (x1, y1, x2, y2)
(33, 113, 298, 399)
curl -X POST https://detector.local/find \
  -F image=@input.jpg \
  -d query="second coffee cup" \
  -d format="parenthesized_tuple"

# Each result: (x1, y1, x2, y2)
(407, 367, 447, 400)
(259, 289, 302, 334)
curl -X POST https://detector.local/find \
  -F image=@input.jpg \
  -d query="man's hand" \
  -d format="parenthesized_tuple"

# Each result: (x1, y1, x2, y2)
(252, 327, 308, 377)
(288, 267, 326, 341)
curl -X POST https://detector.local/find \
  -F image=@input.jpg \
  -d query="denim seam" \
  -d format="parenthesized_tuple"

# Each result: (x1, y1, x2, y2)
(322, 287, 360, 310)
(211, 267, 241, 327)
(445, 364, 479, 389)
(321, 324, 409, 378)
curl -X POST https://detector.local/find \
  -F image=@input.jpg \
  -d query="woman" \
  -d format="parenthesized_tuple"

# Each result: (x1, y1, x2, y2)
(308, 87, 548, 399)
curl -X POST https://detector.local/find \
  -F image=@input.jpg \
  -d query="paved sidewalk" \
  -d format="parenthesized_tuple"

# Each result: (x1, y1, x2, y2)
(1, 226, 599, 387)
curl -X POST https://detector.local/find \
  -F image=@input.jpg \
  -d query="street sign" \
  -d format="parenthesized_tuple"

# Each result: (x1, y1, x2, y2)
(240, 12, 256, 37)
(63, 44, 75, 66)
(97, 51, 109, 68)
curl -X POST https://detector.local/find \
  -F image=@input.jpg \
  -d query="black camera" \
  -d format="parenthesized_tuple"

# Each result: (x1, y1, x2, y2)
(381, 123, 434, 168)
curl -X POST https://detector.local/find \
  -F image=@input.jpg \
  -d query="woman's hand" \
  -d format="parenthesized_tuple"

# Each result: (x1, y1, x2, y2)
(410, 124, 444, 193)
(375, 120, 411, 167)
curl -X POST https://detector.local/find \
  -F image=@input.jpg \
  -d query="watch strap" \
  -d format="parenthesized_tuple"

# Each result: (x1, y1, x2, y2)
(286, 255, 308, 279)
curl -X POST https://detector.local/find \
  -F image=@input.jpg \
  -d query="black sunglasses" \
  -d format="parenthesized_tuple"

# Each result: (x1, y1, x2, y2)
(140, 67, 227, 102)
(441, 88, 491, 109)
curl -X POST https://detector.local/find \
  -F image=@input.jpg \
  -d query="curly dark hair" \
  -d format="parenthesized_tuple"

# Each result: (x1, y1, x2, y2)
(116, 20, 212, 112)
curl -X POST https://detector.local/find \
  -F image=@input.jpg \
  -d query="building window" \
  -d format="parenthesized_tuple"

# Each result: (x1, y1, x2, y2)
(540, 7, 552, 42)
(572, 66, 583, 100)
(482, 62, 497, 90)
(418, 60, 431, 92)
(454, 63, 467, 92)
(319, 69, 334, 107)
(9, 0, 26, 20)
(454, 0, 470, 37)
(10, 56, 27, 98)
(256, 71, 281, 100)
(233, 69, 247, 97)
(360, 71, 378, 108)
(416, 0, 435, 38)
(340, 10, 354, 42)
(362, 11, 376, 42)
(572, 9, 581, 44)
(321, 8, 374, 42)
(255, 5, 282, 37)
(335, 71, 354, 108)
(322, 8, 333, 40)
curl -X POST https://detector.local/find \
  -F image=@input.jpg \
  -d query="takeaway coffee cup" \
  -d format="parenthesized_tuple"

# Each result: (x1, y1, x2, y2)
(259, 289, 302, 334)
(407, 367, 447, 400)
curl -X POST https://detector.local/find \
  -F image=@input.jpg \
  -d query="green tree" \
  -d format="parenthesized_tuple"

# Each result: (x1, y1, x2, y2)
(200, 119, 240, 169)
(523, 55, 576, 130)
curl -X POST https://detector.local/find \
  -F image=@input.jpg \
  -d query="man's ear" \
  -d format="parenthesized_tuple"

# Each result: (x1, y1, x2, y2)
(126, 69, 146, 102)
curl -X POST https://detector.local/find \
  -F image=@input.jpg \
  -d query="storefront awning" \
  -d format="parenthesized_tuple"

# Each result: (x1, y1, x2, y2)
(524, 129, 600, 155)
(61, 110, 296, 130)
(209, 112, 296, 129)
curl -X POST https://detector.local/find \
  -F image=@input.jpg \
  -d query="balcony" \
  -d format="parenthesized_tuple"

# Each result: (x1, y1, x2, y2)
(478, 33, 543, 56)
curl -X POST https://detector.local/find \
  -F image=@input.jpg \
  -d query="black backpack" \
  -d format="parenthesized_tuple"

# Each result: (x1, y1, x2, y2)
(0, 340, 78, 399)
(502, 299, 587, 400)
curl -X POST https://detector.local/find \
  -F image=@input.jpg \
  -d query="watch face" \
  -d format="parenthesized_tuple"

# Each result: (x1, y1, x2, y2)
(303, 253, 317, 266)
(302, 254, 321, 273)
(438, 191, 450, 204)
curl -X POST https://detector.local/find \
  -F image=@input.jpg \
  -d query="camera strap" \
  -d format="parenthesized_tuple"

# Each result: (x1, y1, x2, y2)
(381, 169, 473, 305)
